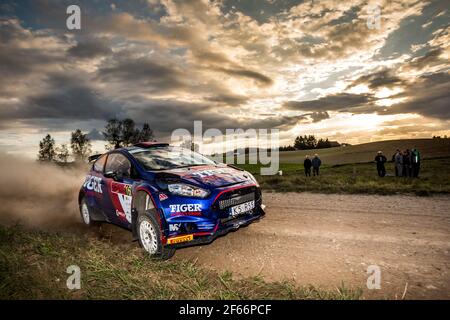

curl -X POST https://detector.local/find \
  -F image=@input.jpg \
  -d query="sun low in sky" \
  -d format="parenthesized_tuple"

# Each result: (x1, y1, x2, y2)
(0, 0, 449, 157)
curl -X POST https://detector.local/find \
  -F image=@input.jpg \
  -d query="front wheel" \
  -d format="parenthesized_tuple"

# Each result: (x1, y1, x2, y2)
(137, 212, 175, 259)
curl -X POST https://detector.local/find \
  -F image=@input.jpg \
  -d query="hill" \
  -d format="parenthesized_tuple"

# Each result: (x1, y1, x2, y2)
(278, 138, 450, 165)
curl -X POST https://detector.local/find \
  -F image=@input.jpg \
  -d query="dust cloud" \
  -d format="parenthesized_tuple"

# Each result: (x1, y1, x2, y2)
(0, 153, 87, 230)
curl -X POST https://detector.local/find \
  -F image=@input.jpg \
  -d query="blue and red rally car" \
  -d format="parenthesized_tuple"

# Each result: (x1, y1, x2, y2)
(79, 142, 265, 259)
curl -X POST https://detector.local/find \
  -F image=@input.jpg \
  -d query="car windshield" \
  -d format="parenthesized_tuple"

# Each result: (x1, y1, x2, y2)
(130, 146, 216, 171)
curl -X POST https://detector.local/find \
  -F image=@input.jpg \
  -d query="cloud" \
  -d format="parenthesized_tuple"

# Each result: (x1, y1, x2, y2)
(284, 93, 374, 112)
(0, 0, 449, 153)
(0, 72, 121, 121)
(349, 69, 404, 89)
(381, 72, 450, 119)
(97, 57, 186, 92)
(122, 98, 302, 137)
(67, 39, 112, 59)
(0, 18, 66, 96)
(205, 93, 249, 106)
(405, 48, 447, 71)
(213, 67, 273, 86)
(307, 111, 330, 123)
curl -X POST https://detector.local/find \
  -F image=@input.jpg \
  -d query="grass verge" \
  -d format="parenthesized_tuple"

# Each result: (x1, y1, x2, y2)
(237, 157, 450, 196)
(0, 225, 362, 300)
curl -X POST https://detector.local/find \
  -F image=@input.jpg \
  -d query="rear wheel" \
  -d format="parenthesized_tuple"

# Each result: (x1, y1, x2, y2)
(79, 198, 100, 226)
(137, 212, 175, 259)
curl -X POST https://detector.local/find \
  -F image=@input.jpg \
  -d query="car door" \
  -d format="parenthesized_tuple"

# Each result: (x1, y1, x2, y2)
(82, 154, 108, 220)
(102, 152, 136, 228)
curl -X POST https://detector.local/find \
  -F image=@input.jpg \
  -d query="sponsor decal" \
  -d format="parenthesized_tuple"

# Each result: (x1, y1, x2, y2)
(124, 184, 132, 196)
(170, 204, 201, 213)
(83, 175, 103, 194)
(189, 168, 234, 178)
(169, 204, 202, 216)
(169, 223, 180, 232)
(115, 209, 127, 221)
(167, 234, 193, 244)
(159, 193, 168, 201)
(110, 182, 132, 223)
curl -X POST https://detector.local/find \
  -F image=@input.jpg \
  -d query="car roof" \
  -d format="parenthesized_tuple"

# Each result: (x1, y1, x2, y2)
(124, 142, 170, 153)
(88, 142, 170, 161)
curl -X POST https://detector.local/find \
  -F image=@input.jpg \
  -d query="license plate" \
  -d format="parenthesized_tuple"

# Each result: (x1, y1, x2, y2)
(230, 200, 255, 217)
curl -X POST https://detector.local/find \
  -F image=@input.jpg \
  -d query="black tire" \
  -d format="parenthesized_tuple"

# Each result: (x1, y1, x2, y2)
(79, 198, 100, 227)
(137, 211, 175, 260)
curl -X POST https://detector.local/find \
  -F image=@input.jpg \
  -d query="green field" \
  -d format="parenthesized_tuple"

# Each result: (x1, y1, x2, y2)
(0, 225, 361, 300)
(237, 158, 450, 195)
(234, 139, 450, 195)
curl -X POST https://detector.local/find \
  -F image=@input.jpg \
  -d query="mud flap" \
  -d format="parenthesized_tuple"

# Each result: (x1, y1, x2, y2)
(131, 208, 139, 241)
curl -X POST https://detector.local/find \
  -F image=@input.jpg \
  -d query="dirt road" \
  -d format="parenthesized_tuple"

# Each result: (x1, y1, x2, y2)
(2, 155, 448, 299)
(173, 193, 450, 299)
(4, 181, 449, 299)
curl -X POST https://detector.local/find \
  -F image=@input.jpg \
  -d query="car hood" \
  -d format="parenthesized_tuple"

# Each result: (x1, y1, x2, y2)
(157, 165, 254, 188)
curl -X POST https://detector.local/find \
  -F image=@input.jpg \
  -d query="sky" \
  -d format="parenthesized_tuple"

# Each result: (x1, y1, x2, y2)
(0, 0, 449, 157)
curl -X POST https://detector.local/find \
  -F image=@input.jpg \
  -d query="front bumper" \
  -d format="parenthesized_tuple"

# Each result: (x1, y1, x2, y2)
(165, 206, 265, 249)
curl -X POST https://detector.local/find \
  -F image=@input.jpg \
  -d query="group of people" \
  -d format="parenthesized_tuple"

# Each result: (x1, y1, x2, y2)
(303, 154, 322, 177)
(301, 149, 421, 178)
(374, 148, 421, 178)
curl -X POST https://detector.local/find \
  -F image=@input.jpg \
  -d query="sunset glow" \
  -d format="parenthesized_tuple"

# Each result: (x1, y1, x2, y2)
(0, 0, 449, 157)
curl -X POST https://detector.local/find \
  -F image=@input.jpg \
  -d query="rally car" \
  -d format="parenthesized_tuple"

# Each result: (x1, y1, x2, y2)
(79, 142, 265, 259)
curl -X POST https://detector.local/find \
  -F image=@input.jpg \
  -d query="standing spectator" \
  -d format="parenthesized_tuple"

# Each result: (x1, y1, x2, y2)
(312, 154, 322, 176)
(394, 149, 403, 177)
(411, 148, 421, 177)
(374, 151, 387, 177)
(403, 149, 412, 177)
(304, 155, 312, 177)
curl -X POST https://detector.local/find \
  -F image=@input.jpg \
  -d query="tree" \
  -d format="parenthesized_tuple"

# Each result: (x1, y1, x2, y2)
(294, 135, 339, 150)
(71, 129, 92, 161)
(279, 145, 295, 151)
(305, 135, 317, 149)
(55, 144, 70, 163)
(103, 118, 154, 149)
(294, 136, 305, 149)
(317, 138, 331, 149)
(38, 134, 56, 162)
(103, 119, 123, 149)
(121, 118, 140, 146)
(294, 135, 317, 149)
(139, 123, 154, 142)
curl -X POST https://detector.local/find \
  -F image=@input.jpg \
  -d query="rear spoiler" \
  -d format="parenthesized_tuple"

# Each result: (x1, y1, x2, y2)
(133, 142, 169, 148)
(88, 154, 103, 162)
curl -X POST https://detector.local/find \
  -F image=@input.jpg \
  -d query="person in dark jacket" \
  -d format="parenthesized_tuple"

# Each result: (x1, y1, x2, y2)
(374, 151, 387, 177)
(394, 149, 403, 177)
(312, 154, 321, 176)
(411, 148, 421, 177)
(403, 149, 412, 177)
(304, 155, 312, 177)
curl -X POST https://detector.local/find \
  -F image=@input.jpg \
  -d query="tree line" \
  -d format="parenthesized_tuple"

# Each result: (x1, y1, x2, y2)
(279, 135, 341, 151)
(37, 118, 154, 163)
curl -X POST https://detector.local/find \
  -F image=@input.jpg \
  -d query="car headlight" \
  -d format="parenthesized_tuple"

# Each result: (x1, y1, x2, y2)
(168, 183, 210, 198)
(246, 171, 259, 186)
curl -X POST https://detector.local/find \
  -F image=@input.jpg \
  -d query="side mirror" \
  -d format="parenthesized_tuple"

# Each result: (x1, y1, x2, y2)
(104, 170, 123, 181)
